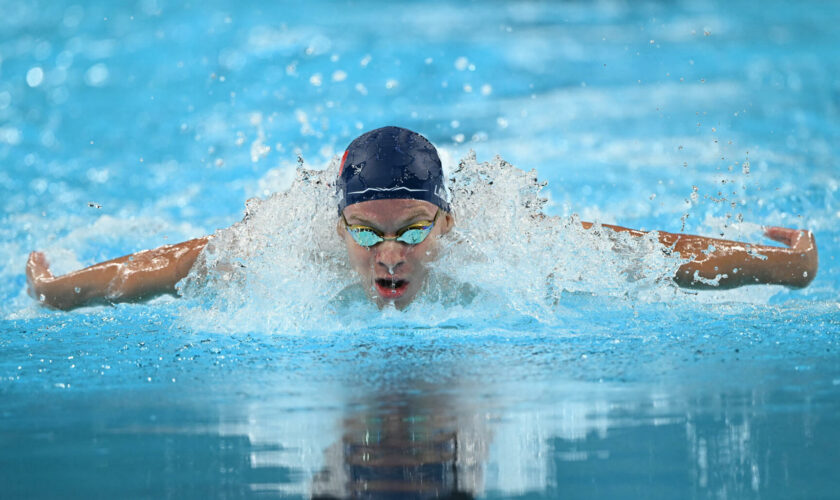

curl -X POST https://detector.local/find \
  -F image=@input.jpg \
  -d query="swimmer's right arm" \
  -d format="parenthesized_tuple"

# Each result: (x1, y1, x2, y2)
(580, 222, 818, 289)
(26, 237, 209, 310)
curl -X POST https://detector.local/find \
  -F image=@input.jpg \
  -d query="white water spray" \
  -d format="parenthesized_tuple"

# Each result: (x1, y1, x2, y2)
(177, 153, 696, 333)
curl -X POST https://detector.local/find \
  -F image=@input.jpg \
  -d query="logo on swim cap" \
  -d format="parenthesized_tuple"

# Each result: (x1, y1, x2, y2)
(338, 149, 349, 176)
(336, 126, 450, 214)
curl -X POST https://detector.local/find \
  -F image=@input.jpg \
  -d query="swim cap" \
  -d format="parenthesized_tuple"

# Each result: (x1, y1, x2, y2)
(336, 126, 450, 214)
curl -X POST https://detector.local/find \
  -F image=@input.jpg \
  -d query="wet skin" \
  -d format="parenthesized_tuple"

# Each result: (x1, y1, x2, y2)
(337, 199, 454, 309)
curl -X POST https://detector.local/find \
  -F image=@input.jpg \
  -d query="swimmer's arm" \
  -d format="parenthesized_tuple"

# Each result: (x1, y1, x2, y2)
(26, 237, 209, 310)
(581, 222, 818, 289)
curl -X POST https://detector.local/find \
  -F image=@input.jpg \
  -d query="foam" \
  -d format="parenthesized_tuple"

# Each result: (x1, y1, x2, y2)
(176, 153, 709, 334)
(177, 159, 354, 333)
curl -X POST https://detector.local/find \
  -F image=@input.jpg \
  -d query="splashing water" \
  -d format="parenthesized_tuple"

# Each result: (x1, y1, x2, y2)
(431, 152, 690, 325)
(177, 160, 353, 333)
(177, 152, 692, 333)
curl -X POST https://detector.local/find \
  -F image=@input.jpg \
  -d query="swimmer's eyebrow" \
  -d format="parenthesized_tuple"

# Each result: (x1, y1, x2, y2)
(397, 209, 436, 225)
(347, 209, 435, 227)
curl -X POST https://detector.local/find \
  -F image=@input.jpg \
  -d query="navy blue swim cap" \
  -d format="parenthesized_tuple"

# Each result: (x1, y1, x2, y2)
(336, 126, 450, 214)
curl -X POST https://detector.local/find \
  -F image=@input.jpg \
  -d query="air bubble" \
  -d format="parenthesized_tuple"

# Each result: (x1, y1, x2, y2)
(26, 67, 44, 87)
(84, 63, 109, 87)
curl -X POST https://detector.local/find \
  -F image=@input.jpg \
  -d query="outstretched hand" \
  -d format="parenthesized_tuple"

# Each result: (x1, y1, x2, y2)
(26, 251, 55, 304)
(763, 226, 818, 288)
(764, 226, 813, 249)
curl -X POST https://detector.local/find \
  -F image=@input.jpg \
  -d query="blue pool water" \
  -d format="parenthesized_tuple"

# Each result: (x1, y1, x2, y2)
(1, 0, 839, 498)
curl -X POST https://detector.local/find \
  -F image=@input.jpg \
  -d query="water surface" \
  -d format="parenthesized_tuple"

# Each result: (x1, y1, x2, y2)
(1, 0, 839, 498)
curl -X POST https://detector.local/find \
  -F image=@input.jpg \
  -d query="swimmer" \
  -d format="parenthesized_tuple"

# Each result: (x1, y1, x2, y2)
(26, 126, 818, 311)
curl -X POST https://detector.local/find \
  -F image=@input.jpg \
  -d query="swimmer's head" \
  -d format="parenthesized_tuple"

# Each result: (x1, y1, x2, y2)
(336, 126, 450, 214)
(336, 127, 454, 309)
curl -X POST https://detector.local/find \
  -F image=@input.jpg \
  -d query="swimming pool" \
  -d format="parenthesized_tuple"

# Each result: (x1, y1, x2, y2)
(1, 0, 838, 497)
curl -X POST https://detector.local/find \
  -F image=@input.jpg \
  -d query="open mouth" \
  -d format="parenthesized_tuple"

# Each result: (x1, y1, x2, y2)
(374, 278, 409, 299)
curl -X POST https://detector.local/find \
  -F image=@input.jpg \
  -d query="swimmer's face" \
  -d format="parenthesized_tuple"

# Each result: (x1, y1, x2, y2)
(338, 199, 454, 309)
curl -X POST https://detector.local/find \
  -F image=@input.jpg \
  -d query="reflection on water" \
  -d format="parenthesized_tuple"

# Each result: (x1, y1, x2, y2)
(2, 305, 838, 498)
(310, 393, 484, 499)
(1, 310, 839, 499)
(2, 361, 839, 499)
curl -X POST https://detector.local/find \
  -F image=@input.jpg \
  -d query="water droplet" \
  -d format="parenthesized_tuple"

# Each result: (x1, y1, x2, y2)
(26, 67, 44, 87)
(84, 63, 109, 87)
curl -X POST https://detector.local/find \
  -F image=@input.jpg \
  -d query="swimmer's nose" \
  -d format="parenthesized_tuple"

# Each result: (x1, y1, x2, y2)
(376, 241, 405, 275)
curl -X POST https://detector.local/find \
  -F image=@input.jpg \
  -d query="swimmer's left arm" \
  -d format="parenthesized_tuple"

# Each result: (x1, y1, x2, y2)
(580, 222, 818, 289)
(26, 237, 209, 310)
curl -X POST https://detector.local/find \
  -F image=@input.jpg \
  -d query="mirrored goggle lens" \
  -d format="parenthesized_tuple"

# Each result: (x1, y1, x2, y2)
(396, 226, 433, 245)
(348, 228, 384, 247)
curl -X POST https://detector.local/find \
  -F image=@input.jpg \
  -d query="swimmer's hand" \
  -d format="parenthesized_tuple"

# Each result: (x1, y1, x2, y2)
(762, 226, 818, 288)
(663, 224, 818, 289)
(26, 250, 121, 310)
(26, 251, 57, 307)
(662, 225, 818, 289)
(25, 237, 209, 311)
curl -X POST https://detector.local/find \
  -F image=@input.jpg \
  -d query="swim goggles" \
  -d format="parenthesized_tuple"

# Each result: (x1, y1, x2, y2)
(342, 209, 439, 248)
